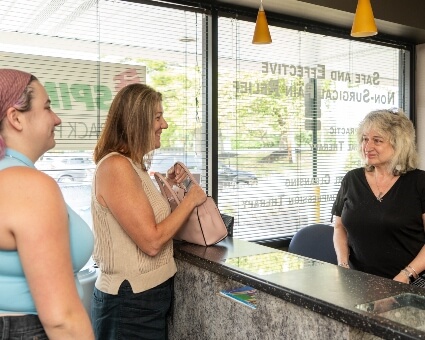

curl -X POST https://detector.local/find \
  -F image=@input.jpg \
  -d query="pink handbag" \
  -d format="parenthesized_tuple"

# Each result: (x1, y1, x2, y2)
(154, 162, 228, 246)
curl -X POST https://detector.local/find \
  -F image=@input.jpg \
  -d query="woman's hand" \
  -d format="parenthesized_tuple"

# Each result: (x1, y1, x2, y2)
(393, 271, 410, 284)
(184, 184, 207, 208)
(166, 163, 187, 184)
(166, 163, 206, 207)
(338, 262, 350, 269)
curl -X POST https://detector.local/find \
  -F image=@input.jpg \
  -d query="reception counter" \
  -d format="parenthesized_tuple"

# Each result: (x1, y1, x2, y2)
(169, 237, 425, 339)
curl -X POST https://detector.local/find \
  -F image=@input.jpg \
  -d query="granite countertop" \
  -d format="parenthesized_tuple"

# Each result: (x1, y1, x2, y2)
(174, 237, 425, 340)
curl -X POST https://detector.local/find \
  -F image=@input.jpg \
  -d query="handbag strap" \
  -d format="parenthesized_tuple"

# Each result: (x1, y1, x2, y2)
(174, 161, 200, 186)
(154, 172, 181, 210)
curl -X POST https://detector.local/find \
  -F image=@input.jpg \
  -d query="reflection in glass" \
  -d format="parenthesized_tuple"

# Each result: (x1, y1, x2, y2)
(356, 293, 425, 331)
(225, 251, 325, 275)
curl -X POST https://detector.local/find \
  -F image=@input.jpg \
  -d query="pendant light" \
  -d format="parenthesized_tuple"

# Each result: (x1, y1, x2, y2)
(351, 0, 377, 37)
(252, 0, 272, 44)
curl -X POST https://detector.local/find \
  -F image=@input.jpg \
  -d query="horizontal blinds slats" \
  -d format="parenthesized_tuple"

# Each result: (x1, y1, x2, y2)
(0, 0, 207, 227)
(217, 17, 408, 241)
(0, 0, 409, 242)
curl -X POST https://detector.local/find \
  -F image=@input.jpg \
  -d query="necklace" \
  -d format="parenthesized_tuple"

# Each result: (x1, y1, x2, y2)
(374, 171, 395, 202)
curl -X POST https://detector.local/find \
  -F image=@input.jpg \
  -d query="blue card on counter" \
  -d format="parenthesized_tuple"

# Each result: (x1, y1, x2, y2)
(219, 285, 257, 309)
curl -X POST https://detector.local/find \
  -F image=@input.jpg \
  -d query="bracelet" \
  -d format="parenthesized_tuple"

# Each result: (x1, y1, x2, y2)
(338, 262, 349, 268)
(408, 265, 419, 279)
(401, 268, 413, 283)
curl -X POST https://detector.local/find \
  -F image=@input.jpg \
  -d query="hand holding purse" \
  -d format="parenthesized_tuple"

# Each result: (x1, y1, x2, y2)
(154, 162, 228, 246)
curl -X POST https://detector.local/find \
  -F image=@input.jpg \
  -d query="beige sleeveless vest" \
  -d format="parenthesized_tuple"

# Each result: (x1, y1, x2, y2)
(91, 152, 176, 294)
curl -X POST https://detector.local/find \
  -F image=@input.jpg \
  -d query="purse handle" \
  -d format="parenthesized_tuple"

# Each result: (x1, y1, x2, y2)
(174, 161, 200, 189)
(156, 161, 202, 209)
(154, 172, 181, 211)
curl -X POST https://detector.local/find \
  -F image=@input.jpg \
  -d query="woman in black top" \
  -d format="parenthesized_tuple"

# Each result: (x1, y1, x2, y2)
(332, 109, 425, 283)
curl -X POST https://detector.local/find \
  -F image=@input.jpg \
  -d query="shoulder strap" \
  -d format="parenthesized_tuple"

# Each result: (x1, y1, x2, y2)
(96, 151, 123, 167)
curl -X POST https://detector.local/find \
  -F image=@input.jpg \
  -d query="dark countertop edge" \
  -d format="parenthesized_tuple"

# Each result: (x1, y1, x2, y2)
(174, 247, 425, 340)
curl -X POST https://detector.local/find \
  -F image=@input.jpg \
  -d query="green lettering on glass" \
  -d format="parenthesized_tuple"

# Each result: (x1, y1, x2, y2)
(60, 83, 72, 110)
(44, 82, 60, 109)
(70, 84, 95, 110)
(94, 85, 112, 110)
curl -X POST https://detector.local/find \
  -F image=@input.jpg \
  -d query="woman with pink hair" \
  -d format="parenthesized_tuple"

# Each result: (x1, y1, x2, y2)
(0, 69, 94, 339)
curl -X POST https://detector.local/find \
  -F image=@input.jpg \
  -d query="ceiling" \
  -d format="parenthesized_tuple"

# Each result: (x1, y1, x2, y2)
(216, 0, 425, 44)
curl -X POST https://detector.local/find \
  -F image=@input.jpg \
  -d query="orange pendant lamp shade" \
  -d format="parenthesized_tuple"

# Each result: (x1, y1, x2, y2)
(351, 0, 377, 37)
(252, 2, 272, 44)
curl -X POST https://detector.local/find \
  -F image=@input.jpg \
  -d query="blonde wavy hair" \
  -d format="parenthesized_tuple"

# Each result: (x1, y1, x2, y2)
(357, 109, 418, 175)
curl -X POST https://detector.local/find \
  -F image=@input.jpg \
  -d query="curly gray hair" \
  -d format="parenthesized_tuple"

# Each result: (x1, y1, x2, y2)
(357, 108, 418, 175)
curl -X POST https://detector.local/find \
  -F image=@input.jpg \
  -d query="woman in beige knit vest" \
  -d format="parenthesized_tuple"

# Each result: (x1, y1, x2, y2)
(91, 83, 206, 339)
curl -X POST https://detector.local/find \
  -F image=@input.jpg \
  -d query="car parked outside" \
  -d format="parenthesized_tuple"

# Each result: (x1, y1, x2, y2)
(35, 152, 95, 183)
(218, 162, 258, 186)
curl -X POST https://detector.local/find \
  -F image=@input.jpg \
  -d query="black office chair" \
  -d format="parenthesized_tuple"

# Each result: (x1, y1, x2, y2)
(288, 224, 338, 265)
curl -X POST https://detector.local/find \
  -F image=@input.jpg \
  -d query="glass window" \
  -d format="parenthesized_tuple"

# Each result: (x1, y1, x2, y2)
(0, 0, 411, 243)
(217, 17, 410, 241)
(0, 0, 207, 231)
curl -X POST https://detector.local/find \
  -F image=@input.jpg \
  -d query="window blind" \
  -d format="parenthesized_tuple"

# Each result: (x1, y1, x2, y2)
(216, 16, 410, 241)
(0, 0, 208, 228)
(0, 0, 411, 242)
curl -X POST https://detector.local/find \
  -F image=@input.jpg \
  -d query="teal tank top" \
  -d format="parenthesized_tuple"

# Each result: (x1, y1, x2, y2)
(0, 148, 94, 314)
